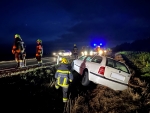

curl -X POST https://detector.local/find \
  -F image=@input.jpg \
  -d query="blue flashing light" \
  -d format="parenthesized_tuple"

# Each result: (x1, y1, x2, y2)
(94, 44, 97, 46)
(100, 43, 102, 45)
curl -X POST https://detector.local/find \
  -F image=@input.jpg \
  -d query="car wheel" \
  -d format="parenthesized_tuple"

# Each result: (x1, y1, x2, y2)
(81, 71, 90, 86)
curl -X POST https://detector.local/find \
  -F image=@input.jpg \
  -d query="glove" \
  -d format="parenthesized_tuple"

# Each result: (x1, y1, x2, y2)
(69, 79, 72, 82)
(21, 50, 24, 53)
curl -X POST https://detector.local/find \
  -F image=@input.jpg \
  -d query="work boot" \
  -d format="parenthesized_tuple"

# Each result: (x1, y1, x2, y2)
(63, 98, 68, 103)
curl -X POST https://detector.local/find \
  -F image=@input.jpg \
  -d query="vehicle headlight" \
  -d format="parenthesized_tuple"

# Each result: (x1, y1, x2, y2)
(59, 57, 62, 61)
(99, 50, 103, 54)
(90, 51, 93, 55)
(81, 52, 84, 56)
(84, 51, 87, 55)
(104, 50, 107, 53)
(63, 53, 67, 55)
(53, 53, 56, 55)
(59, 52, 62, 55)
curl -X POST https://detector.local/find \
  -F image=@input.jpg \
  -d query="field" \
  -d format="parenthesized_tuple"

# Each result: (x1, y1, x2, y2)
(0, 52, 150, 113)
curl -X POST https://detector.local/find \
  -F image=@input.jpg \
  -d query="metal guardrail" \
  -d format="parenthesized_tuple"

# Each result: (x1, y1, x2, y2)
(0, 62, 56, 78)
(0, 55, 74, 78)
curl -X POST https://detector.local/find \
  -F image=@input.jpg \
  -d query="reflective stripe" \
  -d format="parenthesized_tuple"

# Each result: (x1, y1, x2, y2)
(63, 98, 68, 102)
(63, 78, 67, 85)
(59, 84, 68, 88)
(57, 77, 69, 88)
(38, 61, 42, 63)
(57, 70, 70, 74)
(18, 60, 23, 62)
(15, 60, 23, 62)
(55, 84, 59, 89)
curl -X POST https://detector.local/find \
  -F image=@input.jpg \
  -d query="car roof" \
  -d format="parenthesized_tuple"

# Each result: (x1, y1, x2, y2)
(88, 55, 125, 63)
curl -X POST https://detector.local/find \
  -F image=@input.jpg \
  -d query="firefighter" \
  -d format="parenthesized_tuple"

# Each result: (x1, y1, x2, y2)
(55, 57, 73, 102)
(95, 46, 101, 55)
(12, 34, 25, 68)
(36, 39, 43, 66)
(72, 44, 78, 59)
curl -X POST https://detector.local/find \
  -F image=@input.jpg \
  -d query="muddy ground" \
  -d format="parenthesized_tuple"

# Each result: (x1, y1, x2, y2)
(0, 63, 150, 113)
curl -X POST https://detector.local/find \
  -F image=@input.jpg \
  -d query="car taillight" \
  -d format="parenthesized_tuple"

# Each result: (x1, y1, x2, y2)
(98, 66, 105, 75)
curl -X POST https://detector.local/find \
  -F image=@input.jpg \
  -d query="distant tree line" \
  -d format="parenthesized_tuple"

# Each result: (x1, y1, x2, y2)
(112, 37, 150, 52)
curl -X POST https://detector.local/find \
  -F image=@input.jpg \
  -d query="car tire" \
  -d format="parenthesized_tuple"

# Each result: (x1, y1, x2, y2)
(81, 71, 90, 86)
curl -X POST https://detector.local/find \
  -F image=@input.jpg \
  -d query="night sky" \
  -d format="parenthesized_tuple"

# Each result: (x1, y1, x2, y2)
(0, 0, 150, 53)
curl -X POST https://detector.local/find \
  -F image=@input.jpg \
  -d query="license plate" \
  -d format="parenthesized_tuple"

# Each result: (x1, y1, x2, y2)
(111, 73, 125, 81)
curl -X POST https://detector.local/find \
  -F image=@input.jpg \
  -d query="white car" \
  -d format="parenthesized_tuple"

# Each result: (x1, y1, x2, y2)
(71, 55, 131, 90)
(53, 50, 72, 57)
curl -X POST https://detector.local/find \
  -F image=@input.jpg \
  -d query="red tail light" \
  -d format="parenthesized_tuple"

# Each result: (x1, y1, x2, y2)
(98, 66, 105, 75)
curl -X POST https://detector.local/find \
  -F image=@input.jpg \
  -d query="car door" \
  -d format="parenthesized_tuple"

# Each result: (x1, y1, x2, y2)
(104, 58, 131, 84)
(73, 56, 87, 73)
(88, 56, 103, 75)
(79, 56, 93, 75)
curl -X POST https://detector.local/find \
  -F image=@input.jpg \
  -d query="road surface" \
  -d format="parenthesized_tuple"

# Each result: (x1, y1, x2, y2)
(0, 57, 57, 69)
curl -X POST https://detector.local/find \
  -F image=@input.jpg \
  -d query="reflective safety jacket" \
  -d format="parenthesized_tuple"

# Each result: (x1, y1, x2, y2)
(55, 64, 73, 88)
(36, 43, 43, 56)
(96, 46, 100, 52)
(12, 38, 25, 54)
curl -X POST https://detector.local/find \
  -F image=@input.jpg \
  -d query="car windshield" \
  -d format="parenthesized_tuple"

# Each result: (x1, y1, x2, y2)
(58, 50, 65, 53)
(78, 56, 87, 60)
(85, 55, 94, 61)
(65, 50, 70, 52)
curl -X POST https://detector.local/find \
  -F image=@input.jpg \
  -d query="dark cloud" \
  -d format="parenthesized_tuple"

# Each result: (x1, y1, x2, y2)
(49, 0, 150, 47)
(0, 0, 150, 49)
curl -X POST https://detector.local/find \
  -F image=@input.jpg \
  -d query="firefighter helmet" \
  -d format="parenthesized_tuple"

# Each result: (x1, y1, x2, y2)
(15, 34, 21, 38)
(61, 57, 69, 64)
(37, 39, 42, 43)
(74, 44, 76, 46)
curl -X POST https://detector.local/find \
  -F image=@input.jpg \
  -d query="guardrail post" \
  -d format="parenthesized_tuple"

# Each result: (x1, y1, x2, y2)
(57, 55, 60, 65)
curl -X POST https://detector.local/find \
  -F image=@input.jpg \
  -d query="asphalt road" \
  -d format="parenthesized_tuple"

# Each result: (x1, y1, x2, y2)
(0, 57, 57, 69)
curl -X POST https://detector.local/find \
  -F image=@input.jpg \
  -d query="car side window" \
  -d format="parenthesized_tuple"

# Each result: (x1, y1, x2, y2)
(91, 56, 102, 63)
(106, 58, 129, 73)
(85, 56, 93, 61)
(115, 61, 129, 73)
(106, 59, 114, 67)
(78, 56, 86, 60)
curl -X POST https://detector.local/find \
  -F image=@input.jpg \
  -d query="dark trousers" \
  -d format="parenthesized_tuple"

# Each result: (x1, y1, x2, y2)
(15, 53, 23, 61)
(22, 54, 26, 66)
(14, 53, 23, 67)
(36, 56, 42, 62)
(62, 87, 68, 98)
(55, 83, 69, 102)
